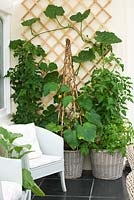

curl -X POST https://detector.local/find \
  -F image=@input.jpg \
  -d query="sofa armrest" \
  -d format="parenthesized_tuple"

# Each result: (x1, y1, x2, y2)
(0, 157, 22, 185)
(35, 126, 64, 158)
(126, 145, 134, 170)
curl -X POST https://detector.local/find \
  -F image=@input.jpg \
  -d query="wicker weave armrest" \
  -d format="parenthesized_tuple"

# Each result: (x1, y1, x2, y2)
(126, 145, 134, 170)
(126, 170, 134, 200)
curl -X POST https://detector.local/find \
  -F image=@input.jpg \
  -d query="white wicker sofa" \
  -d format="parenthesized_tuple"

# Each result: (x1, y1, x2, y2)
(4, 123, 67, 193)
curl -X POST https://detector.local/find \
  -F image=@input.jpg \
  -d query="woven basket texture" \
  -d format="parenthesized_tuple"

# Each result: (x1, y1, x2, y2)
(126, 171, 134, 200)
(64, 150, 84, 179)
(90, 149, 124, 180)
(126, 145, 134, 170)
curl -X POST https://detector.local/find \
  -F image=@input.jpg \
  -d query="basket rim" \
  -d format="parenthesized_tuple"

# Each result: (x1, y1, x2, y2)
(64, 150, 80, 153)
(91, 149, 122, 154)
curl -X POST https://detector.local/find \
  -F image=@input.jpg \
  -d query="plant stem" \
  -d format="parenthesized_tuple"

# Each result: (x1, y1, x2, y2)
(29, 18, 93, 46)
(29, 26, 70, 42)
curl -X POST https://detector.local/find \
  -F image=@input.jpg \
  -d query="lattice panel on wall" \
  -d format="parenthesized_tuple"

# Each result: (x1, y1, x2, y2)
(21, 0, 112, 88)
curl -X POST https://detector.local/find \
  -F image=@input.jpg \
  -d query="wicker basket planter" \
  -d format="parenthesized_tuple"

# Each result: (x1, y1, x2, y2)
(64, 150, 84, 179)
(90, 149, 124, 180)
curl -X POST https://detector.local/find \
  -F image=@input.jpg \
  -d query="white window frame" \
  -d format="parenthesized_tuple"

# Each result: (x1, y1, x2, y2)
(0, 11, 10, 117)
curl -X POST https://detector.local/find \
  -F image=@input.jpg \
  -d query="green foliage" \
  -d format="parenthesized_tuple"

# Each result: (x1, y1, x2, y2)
(62, 95, 73, 108)
(76, 122, 96, 142)
(46, 122, 63, 133)
(91, 118, 134, 156)
(39, 62, 58, 72)
(89, 68, 133, 120)
(6, 39, 59, 126)
(22, 168, 45, 196)
(44, 71, 59, 83)
(70, 9, 90, 23)
(59, 85, 70, 93)
(21, 18, 40, 27)
(83, 67, 134, 155)
(44, 4, 65, 19)
(73, 49, 95, 63)
(0, 127, 31, 158)
(64, 129, 79, 150)
(95, 31, 122, 45)
(84, 111, 101, 127)
(8, 4, 134, 157)
(0, 127, 45, 196)
(43, 82, 59, 96)
(45, 82, 101, 155)
(77, 94, 93, 111)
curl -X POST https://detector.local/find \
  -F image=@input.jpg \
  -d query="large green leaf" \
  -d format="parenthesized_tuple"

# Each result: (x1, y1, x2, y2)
(59, 85, 70, 93)
(0, 127, 10, 139)
(13, 144, 31, 154)
(85, 111, 102, 127)
(0, 138, 8, 151)
(21, 18, 40, 27)
(43, 82, 59, 96)
(0, 127, 22, 144)
(44, 71, 59, 83)
(64, 129, 79, 150)
(77, 94, 93, 111)
(8, 133, 23, 144)
(46, 123, 63, 133)
(70, 9, 90, 22)
(22, 168, 45, 196)
(62, 95, 73, 108)
(73, 49, 95, 63)
(76, 122, 97, 142)
(44, 4, 65, 19)
(95, 31, 122, 45)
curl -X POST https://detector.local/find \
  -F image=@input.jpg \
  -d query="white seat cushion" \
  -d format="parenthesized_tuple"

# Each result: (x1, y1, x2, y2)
(29, 155, 62, 168)
(1, 181, 22, 200)
(4, 123, 42, 159)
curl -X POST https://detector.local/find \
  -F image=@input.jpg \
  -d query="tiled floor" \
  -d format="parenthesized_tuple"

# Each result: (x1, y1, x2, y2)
(32, 170, 129, 200)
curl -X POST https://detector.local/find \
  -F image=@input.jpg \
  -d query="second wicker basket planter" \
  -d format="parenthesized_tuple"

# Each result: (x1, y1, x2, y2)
(64, 150, 84, 179)
(90, 149, 124, 180)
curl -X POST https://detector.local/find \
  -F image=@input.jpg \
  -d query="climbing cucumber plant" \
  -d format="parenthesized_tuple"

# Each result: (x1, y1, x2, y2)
(6, 4, 132, 154)
(6, 4, 123, 126)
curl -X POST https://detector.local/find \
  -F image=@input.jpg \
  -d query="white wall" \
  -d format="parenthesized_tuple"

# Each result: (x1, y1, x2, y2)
(109, 0, 134, 125)
(126, 0, 134, 124)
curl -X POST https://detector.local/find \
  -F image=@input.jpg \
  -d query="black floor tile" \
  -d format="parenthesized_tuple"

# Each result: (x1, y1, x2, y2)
(91, 198, 122, 200)
(79, 170, 94, 180)
(35, 177, 44, 185)
(40, 178, 92, 197)
(65, 197, 89, 200)
(40, 179, 64, 196)
(92, 178, 124, 198)
(33, 196, 89, 200)
(32, 196, 66, 200)
(65, 179, 92, 196)
(32, 170, 128, 200)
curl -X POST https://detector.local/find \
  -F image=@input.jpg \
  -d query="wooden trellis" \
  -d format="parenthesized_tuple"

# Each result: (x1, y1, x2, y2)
(21, 0, 112, 105)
